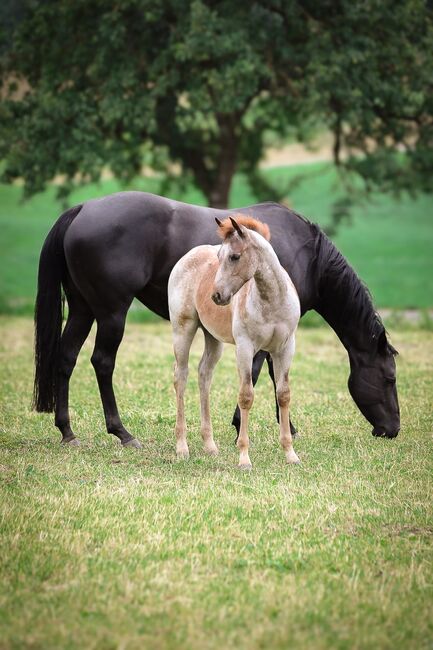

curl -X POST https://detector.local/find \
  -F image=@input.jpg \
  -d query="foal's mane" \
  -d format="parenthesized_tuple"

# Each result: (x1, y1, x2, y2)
(310, 223, 397, 353)
(217, 214, 271, 242)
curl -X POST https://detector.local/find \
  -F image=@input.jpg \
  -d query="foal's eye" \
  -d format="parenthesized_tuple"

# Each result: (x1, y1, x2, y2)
(229, 254, 240, 262)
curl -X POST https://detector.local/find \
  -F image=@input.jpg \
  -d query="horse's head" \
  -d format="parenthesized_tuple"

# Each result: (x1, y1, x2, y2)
(348, 330, 400, 438)
(211, 215, 269, 306)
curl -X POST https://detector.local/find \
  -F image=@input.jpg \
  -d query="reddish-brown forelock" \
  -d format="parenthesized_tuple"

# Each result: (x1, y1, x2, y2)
(216, 214, 271, 241)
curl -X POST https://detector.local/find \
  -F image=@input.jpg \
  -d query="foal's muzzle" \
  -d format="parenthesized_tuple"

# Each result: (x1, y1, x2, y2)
(212, 291, 230, 306)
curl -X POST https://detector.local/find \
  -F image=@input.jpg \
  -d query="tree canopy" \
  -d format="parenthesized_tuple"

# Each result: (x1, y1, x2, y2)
(1, 0, 432, 209)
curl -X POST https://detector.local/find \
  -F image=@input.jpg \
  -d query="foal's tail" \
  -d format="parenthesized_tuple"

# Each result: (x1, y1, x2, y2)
(33, 205, 82, 412)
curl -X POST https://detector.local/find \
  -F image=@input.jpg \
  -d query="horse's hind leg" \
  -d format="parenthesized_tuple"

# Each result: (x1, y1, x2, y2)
(55, 294, 94, 445)
(91, 304, 141, 448)
(198, 330, 223, 455)
(172, 317, 198, 459)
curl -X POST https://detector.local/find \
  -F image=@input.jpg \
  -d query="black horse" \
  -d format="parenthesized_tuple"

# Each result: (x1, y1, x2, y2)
(34, 192, 400, 447)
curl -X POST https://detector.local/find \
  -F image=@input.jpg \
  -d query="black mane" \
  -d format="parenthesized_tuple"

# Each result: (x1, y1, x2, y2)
(311, 224, 391, 346)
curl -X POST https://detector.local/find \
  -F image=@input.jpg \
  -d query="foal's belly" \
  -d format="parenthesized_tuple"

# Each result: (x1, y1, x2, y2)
(195, 259, 234, 344)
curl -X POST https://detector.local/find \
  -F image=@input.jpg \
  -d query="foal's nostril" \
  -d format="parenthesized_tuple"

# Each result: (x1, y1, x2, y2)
(212, 292, 221, 305)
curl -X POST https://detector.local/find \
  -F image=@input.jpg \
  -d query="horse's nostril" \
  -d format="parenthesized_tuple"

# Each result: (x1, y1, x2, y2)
(212, 292, 221, 304)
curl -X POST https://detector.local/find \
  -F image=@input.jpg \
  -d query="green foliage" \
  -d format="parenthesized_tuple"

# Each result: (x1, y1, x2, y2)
(1, 0, 432, 208)
(0, 318, 432, 648)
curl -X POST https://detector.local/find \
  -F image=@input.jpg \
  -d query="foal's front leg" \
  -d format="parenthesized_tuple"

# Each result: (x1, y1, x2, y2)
(236, 341, 255, 469)
(271, 338, 300, 465)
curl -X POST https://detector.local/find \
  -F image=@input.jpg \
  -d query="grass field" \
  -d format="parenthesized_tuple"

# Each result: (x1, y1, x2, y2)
(1, 317, 432, 649)
(0, 163, 432, 314)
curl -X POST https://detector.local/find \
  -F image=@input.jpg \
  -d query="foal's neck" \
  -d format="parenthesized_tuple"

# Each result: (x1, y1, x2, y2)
(250, 234, 289, 306)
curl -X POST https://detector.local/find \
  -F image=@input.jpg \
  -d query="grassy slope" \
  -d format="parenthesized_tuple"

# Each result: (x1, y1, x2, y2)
(0, 163, 432, 312)
(0, 318, 432, 649)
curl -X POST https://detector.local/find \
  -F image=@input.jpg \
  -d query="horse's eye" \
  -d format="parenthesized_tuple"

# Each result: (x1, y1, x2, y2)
(385, 376, 396, 384)
(229, 254, 240, 262)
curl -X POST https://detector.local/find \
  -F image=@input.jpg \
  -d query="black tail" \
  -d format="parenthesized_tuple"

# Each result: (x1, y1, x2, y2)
(33, 205, 83, 412)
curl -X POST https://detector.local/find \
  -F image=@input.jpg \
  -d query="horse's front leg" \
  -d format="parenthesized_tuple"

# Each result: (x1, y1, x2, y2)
(235, 341, 255, 470)
(271, 338, 300, 465)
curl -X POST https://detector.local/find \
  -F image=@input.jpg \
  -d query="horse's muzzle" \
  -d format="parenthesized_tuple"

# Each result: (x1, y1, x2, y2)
(372, 426, 400, 439)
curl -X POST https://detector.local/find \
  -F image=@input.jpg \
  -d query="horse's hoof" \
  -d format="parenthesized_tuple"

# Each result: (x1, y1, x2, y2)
(61, 437, 80, 446)
(176, 451, 190, 460)
(238, 463, 252, 471)
(122, 438, 142, 449)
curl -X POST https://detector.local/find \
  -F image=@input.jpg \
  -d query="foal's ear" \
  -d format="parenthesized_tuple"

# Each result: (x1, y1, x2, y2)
(230, 217, 244, 238)
(215, 217, 223, 227)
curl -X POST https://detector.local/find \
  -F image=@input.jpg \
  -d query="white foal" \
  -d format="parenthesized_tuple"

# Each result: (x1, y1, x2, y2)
(168, 214, 301, 469)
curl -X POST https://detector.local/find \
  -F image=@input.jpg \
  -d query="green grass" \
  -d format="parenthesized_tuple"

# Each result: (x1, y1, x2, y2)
(0, 163, 432, 314)
(0, 317, 432, 649)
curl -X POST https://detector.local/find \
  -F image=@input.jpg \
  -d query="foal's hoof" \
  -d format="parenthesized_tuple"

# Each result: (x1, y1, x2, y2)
(176, 445, 189, 460)
(61, 437, 80, 446)
(286, 450, 300, 464)
(122, 438, 143, 449)
(204, 444, 219, 456)
(238, 463, 252, 471)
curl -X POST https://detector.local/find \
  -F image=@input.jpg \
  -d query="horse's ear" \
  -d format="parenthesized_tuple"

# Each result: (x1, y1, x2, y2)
(230, 217, 244, 238)
(215, 217, 222, 227)
(377, 329, 388, 355)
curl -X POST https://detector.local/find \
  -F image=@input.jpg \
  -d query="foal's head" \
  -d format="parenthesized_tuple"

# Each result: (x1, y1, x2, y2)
(211, 215, 271, 306)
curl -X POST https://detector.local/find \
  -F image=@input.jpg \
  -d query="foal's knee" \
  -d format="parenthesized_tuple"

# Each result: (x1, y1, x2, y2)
(277, 385, 290, 409)
(238, 384, 254, 410)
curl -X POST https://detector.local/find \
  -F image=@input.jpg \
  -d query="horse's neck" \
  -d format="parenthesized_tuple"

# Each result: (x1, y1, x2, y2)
(318, 294, 366, 355)
(314, 239, 377, 354)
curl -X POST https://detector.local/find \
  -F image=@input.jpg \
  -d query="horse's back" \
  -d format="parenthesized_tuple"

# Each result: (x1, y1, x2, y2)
(60, 190, 317, 315)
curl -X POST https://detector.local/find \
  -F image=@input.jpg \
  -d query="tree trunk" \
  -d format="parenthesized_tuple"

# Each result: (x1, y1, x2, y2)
(206, 115, 239, 209)
(207, 174, 233, 209)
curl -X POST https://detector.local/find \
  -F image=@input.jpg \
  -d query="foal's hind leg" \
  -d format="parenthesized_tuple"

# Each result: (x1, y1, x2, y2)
(55, 291, 94, 445)
(172, 318, 198, 459)
(271, 339, 300, 465)
(198, 330, 223, 455)
(91, 306, 141, 448)
(266, 354, 298, 439)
